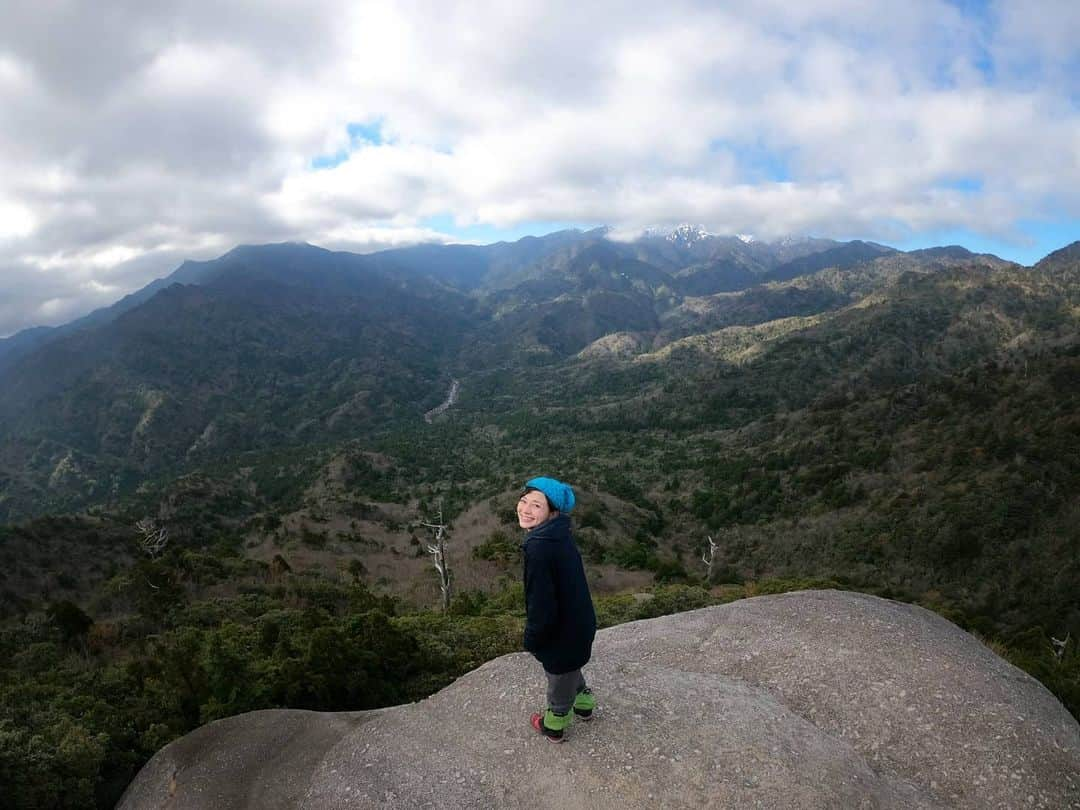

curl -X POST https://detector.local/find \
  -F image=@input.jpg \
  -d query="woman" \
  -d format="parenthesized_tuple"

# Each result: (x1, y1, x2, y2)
(517, 476, 597, 742)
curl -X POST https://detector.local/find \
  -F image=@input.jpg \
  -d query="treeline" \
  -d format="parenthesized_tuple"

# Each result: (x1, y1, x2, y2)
(0, 516, 723, 810)
(2, 551, 1076, 810)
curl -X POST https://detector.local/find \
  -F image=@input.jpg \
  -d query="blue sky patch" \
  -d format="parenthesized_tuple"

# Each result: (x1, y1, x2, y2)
(710, 139, 792, 183)
(875, 218, 1079, 266)
(944, 177, 984, 193)
(347, 120, 385, 146)
(311, 150, 350, 170)
(310, 119, 387, 170)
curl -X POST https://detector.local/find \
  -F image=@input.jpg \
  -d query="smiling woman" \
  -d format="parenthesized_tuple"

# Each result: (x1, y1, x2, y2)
(517, 476, 598, 742)
(515, 488, 552, 530)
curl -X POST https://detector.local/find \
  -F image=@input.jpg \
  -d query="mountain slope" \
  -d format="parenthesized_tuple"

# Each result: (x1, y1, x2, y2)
(763, 239, 897, 283)
(0, 244, 478, 519)
(0, 234, 1045, 530)
(435, 254, 1080, 639)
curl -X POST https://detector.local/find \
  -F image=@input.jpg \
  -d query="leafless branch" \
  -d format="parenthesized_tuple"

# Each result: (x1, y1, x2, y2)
(1052, 632, 1070, 660)
(420, 508, 452, 612)
(135, 518, 169, 560)
(701, 534, 719, 582)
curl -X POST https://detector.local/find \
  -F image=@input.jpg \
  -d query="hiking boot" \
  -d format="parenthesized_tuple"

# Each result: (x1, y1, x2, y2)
(573, 687, 596, 721)
(531, 709, 572, 742)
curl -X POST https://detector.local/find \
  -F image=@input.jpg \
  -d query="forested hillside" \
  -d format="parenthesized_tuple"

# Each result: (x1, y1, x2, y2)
(1, 231, 1078, 808)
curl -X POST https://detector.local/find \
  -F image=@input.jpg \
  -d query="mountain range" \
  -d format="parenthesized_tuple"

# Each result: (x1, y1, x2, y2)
(1, 229, 1078, 638)
(0, 227, 1022, 519)
(4, 226, 1080, 810)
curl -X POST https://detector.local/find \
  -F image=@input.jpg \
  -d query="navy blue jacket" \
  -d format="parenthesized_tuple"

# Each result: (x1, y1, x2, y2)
(522, 514, 597, 674)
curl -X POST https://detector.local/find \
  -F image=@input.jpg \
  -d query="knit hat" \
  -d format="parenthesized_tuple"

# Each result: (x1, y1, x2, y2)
(524, 477, 576, 513)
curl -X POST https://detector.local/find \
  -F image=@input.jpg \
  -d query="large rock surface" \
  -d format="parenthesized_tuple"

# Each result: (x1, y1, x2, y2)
(119, 590, 1080, 809)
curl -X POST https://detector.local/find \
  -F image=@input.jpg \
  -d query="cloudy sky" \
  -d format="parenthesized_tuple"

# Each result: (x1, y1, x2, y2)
(0, 0, 1077, 336)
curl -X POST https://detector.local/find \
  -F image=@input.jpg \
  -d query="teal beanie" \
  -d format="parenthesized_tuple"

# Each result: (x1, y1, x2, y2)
(524, 477, 576, 513)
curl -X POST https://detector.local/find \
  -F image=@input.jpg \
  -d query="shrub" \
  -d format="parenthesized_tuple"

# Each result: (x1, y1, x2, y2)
(471, 531, 519, 563)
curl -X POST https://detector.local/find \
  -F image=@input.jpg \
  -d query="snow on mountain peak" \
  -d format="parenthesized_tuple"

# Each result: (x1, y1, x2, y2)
(736, 233, 755, 244)
(664, 224, 711, 245)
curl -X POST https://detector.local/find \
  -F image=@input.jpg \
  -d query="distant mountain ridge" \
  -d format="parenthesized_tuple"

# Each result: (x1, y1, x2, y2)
(1, 228, 1073, 523)
(0, 226, 1015, 360)
(0, 227, 837, 375)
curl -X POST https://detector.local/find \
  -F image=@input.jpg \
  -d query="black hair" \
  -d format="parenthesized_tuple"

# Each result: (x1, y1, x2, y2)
(522, 486, 558, 513)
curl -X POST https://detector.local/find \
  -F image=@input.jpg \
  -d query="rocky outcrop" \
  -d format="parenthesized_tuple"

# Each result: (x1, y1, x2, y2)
(119, 590, 1080, 809)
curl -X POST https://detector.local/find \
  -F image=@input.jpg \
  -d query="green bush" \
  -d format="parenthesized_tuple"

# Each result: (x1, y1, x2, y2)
(472, 530, 519, 562)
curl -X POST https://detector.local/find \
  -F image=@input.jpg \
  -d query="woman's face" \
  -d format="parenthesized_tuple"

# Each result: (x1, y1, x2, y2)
(517, 490, 553, 530)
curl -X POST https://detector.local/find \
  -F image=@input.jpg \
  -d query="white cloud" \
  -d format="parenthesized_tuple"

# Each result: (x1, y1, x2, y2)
(317, 224, 461, 254)
(0, 199, 37, 240)
(0, 0, 1077, 336)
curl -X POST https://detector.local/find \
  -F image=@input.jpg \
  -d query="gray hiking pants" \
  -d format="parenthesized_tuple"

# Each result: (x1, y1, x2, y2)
(546, 668, 587, 715)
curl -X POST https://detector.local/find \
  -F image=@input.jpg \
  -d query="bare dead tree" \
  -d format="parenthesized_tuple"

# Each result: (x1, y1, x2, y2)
(701, 534, 719, 583)
(135, 518, 169, 560)
(1052, 632, 1070, 661)
(134, 518, 169, 591)
(420, 507, 452, 612)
